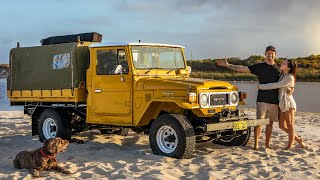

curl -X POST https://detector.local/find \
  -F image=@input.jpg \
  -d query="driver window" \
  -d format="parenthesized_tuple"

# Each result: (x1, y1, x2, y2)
(96, 49, 129, 75)
(118, 49, 129, 74)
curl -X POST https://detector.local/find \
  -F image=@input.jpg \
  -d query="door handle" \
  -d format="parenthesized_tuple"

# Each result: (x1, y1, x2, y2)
(94, 89, 102, 93)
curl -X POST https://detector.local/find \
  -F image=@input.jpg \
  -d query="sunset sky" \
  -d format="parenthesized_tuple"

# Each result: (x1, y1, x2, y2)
(1, 0, 320, 63)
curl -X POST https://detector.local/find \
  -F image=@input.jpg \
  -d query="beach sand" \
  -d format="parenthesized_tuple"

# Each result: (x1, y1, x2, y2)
(0, 109, 319, 179)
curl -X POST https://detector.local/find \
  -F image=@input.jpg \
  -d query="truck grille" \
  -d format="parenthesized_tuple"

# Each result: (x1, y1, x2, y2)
(209, 94, 229, 106)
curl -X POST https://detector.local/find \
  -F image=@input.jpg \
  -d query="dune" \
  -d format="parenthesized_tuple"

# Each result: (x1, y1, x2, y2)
(0, 109, 319, 179)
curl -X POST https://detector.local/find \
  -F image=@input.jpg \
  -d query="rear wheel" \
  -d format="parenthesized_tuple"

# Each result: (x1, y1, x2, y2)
(212, 128, 251, 146)
(38, 109, 71, 142)
(149, 114, 195, 159)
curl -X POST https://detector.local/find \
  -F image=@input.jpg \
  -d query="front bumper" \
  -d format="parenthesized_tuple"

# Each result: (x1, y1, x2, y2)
(205, 118, 270, 132)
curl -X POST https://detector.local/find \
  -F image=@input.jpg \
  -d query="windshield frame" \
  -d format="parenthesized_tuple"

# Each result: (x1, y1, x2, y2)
(130, 46, 186, 70)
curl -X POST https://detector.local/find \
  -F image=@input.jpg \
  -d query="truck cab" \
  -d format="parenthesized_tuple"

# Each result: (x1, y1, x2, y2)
(86, 42, 190, 126)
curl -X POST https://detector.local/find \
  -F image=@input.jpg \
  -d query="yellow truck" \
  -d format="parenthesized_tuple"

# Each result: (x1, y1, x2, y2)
(7, 33, 269, 158)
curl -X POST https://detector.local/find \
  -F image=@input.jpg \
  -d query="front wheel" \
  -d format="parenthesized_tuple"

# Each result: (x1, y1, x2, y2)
(149, 114, 195, 159)
(38, 109, 71, 142)
(212, 128, 251, 146)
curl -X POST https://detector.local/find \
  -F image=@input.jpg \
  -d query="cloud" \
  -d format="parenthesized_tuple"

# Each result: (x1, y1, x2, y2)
(170, 0, 320, 58)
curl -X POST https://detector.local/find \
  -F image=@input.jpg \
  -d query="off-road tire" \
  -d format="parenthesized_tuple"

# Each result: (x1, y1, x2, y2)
(149, 114, 195, 159)
(212, 128, 251, 146)
(38, 109, 71, 142)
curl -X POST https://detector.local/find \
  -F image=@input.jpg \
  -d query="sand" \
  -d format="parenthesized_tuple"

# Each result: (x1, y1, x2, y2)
(0, 109, 319, 179)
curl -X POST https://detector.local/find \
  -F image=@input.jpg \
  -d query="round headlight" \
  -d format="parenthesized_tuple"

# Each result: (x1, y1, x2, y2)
(200, 94, 209, 107)
(231, 92, 239, 104)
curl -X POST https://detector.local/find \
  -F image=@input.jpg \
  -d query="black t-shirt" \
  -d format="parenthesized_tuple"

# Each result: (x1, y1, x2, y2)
(248, 62, 280, 104)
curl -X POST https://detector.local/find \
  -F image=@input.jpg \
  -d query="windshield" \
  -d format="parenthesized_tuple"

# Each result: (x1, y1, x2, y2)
(131, 46, 185, 69)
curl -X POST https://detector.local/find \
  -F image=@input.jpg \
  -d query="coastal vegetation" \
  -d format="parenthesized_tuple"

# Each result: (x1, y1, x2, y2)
(0, 64, 9, 69)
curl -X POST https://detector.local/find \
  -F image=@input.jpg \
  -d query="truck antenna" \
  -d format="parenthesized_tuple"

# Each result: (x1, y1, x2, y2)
(190, 50, 193, 60)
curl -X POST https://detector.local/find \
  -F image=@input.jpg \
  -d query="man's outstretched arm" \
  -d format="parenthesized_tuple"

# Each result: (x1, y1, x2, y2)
(216, 59, 251, 73)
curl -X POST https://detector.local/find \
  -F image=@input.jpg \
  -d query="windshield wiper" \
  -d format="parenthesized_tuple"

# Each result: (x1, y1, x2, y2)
(145, 67, 163, 74)
(167, 68, 179, 74)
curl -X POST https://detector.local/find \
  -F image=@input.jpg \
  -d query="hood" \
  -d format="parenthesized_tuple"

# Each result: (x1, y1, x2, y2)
(136, 77, 234, 91)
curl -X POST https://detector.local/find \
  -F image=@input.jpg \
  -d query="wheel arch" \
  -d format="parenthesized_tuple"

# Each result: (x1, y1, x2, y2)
(31, 107, 46, 136)
(135, 101, 185, 127)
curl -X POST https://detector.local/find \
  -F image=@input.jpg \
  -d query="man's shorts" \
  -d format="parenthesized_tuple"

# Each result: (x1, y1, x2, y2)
(256, 102, 279, 122)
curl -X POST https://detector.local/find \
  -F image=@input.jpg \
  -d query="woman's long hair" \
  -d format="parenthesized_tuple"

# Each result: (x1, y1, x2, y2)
(287, 59, 298, 82)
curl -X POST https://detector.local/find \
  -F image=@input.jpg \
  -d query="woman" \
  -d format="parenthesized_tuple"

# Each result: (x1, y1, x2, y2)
(258, 59, 305, 149)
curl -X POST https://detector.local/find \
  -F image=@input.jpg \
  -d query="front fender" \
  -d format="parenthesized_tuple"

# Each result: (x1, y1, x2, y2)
(150, 97, 199, 109)
(135, 97, 198, 126)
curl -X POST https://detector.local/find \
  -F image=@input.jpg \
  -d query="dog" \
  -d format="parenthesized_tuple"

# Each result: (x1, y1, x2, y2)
(13, 137, 71, 177)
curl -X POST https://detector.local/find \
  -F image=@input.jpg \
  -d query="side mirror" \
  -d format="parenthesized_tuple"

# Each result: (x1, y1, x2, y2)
(187, 66, 192, 74)
(114, 64, 123, 75)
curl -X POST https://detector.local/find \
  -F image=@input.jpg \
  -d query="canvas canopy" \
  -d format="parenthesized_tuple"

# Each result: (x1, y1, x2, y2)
(8, 42, 90, 90)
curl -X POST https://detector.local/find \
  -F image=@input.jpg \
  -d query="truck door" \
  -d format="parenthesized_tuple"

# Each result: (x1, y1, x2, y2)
(91, 47, 132, 124)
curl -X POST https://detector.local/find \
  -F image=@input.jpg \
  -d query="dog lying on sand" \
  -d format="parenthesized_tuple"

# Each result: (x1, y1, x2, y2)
(13, 137, 71, 177)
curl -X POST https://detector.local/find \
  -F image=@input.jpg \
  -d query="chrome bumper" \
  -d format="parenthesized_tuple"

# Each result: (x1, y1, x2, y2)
(205, 118, 270, 132)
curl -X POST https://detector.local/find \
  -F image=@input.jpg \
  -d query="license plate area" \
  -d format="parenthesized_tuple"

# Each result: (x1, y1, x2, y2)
(233, 121, 248, 130)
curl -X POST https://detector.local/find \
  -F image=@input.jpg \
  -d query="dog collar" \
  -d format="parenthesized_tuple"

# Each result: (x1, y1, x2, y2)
(40, 149, 54, 159)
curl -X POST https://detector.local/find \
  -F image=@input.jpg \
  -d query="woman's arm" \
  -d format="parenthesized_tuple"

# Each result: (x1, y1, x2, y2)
(259, 75, 294, 90)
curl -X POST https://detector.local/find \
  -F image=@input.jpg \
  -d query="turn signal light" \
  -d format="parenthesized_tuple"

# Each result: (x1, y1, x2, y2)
(187, 93, 197, 103)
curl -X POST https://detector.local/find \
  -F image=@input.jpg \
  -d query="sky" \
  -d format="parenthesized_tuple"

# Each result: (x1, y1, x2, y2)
(1, 0, 320, 63)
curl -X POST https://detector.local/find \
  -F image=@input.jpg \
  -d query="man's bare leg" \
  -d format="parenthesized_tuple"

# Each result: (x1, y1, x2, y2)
(254, 125, 262, 150)
(265, 121, 273, 149)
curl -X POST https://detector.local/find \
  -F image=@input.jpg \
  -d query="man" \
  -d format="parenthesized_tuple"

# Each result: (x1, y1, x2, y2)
(217, 46, 280, 150)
